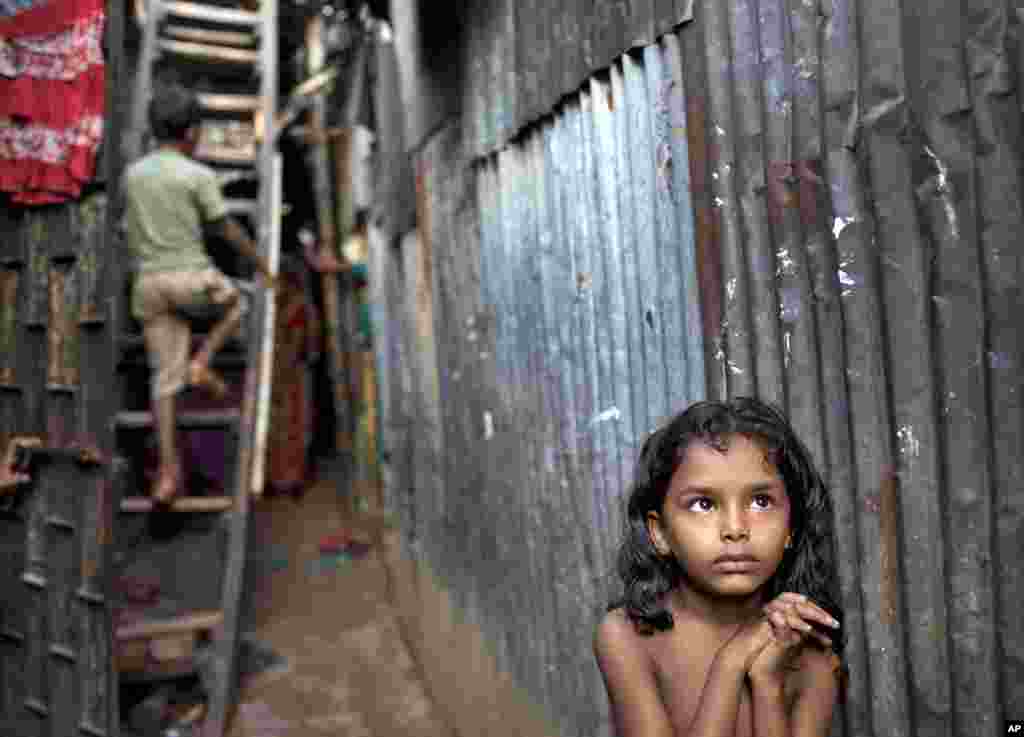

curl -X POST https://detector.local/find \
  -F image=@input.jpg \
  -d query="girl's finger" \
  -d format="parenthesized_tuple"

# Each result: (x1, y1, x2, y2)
(796, 601, 840, 629)
(777, 593, 839, 629)
(768, 610, 788, 635)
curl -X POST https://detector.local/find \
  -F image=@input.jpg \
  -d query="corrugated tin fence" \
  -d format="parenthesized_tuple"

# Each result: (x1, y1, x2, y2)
(379, 1, 1024, 735)
(678, 0, 1023, 735)
(382, 37, 705, 737)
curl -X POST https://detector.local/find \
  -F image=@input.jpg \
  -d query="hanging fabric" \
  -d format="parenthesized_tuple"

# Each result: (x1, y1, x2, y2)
(0, 0, 105, 204)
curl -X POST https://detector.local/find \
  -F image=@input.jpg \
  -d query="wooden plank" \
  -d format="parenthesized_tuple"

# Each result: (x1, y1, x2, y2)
(303, 16, 351, 457)
(197, 93, 261, 113)
(157, 39, 259, 65)
(194, 143, 257, 166)
(116, 610, 223, 641)
(114, 409, 240, 430)
(119, 496, 233, 514)
(224, 198, 258, 218)
(162, 25, 255, 47)
(162, 0, 260, 27)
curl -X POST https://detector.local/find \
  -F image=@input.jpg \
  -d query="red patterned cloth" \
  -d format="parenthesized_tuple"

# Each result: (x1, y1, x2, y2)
(0, 0, 105, 204)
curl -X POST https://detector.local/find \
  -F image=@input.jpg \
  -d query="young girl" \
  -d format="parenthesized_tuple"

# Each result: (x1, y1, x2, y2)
(595, 397, 844, 737)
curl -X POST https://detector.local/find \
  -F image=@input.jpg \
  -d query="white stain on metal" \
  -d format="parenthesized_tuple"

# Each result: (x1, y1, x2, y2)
(776, 247, 796, 276)
(590, 406, 621, 426)
(779, 286, 801, 323)
(726, 277, 738, 301)
(483, 410, 494, 440)
(897, 425, 920, 459)
(924, 144, 959, 239)
(832, 216, 855, 239)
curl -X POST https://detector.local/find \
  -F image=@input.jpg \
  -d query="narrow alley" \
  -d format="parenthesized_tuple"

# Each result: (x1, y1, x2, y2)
(225, 476, 449, 737)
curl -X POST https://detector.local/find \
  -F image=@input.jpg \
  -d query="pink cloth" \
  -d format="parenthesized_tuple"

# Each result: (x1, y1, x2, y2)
(0, 0, 105, 204)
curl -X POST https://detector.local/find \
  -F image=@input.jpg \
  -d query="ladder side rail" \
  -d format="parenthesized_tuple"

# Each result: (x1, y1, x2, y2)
(203, 0, 277, 731)
(125, 0, 164, 163)
(251, 154, 282, 496)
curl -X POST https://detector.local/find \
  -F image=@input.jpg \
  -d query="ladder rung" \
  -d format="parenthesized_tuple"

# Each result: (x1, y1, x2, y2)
(215, 168, 259, 187)
(162, 0, 261, 27)
(158, 38, 259, 65)
(162, 24, 256, 48)
(116, 610, 224, 641)
(196, 144, 256, 165)
(115, 409, 240, 430)
(225, 198, 257, 217)
(197, 93, 261, 114)
(120, 496, 233, 514)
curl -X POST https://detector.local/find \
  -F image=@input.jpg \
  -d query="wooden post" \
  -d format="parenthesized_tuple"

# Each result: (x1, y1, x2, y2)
(305, 16, 353, 456)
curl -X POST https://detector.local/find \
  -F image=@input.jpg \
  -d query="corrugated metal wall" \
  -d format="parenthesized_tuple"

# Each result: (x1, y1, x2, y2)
(677, 0, 1023, 734)
(382, 37, 706, 737)
(380, 0, 1024, 735)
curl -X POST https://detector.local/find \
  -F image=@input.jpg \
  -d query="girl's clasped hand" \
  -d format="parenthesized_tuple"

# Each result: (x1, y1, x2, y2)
(728, 592, 839, 681)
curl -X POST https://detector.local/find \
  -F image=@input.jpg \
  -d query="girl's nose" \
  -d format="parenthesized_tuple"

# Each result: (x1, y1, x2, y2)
(721, 508, 750, 541)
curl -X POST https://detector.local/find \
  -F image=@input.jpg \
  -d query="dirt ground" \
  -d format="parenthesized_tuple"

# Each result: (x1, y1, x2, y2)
(226, 475, 451, 737)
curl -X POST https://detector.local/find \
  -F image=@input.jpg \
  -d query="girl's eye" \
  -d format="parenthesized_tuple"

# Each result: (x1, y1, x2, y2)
(752, 494, 774, 509)
(688, 497, 714, 512)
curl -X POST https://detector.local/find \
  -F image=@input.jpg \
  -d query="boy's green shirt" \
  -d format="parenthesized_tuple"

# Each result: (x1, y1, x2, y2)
(122, 148, 228, 274)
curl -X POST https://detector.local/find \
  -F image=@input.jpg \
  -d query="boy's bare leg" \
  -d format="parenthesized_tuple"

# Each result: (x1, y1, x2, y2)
(154, 393, 182, 503)
(189, 297, 244, 398)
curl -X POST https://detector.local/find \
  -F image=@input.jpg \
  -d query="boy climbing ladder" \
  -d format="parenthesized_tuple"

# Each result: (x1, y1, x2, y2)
(123, 82, 275, 504)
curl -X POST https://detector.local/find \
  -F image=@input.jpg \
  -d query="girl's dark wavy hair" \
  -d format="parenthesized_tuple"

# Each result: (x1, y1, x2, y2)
(611, 397, 844, 655)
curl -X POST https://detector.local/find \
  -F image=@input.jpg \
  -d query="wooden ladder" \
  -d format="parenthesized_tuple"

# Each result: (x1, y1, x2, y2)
(118, 0, 280, 734)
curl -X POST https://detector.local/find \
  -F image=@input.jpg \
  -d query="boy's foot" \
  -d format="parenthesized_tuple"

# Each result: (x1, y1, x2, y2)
(152, 465, 182, 505)
(188, 362, 228, 399)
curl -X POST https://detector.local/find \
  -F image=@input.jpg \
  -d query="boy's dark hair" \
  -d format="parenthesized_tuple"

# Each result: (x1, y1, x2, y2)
(612, 397, 844, 655)
(149, 84, 201, 142)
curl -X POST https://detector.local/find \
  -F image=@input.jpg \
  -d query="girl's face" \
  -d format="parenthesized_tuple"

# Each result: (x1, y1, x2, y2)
(646, 433, 792, 602)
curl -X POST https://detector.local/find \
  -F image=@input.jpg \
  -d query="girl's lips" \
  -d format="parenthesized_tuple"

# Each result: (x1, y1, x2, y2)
(713, 559, 759, 571)
(712, 555, 760, 571)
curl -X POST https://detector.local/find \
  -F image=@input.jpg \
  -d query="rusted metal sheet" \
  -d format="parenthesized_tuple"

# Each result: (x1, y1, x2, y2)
(73, 193, 108, 327)
(1, 449, 116, 737)
(387, 32, 707, 735)
(47, 265, 81, 391)
(382, 0, 1024, 734)
(0, 270, 18, 387)
(371, 31, 416, 240)
(0, 207, 25, 267)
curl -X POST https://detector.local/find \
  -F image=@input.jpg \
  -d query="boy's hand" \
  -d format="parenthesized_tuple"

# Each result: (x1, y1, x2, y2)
(748, 593, 838, 684)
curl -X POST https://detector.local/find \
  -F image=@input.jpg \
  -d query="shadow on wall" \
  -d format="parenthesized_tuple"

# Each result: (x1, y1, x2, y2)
(371, 514, 561, 737)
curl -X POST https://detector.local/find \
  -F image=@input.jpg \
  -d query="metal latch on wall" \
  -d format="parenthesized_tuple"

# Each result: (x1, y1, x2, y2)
(0, 436, 41, 494)
(0, 436, 106, 508)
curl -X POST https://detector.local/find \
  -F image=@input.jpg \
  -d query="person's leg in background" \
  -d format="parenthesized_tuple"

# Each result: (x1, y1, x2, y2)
(143, 309, 191, 503)
(187, 268, 245, 398)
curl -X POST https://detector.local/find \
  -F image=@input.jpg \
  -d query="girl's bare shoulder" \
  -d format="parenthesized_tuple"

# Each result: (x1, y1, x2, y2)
(595, 608, 644, 653)
(594, 608, 663, 672)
